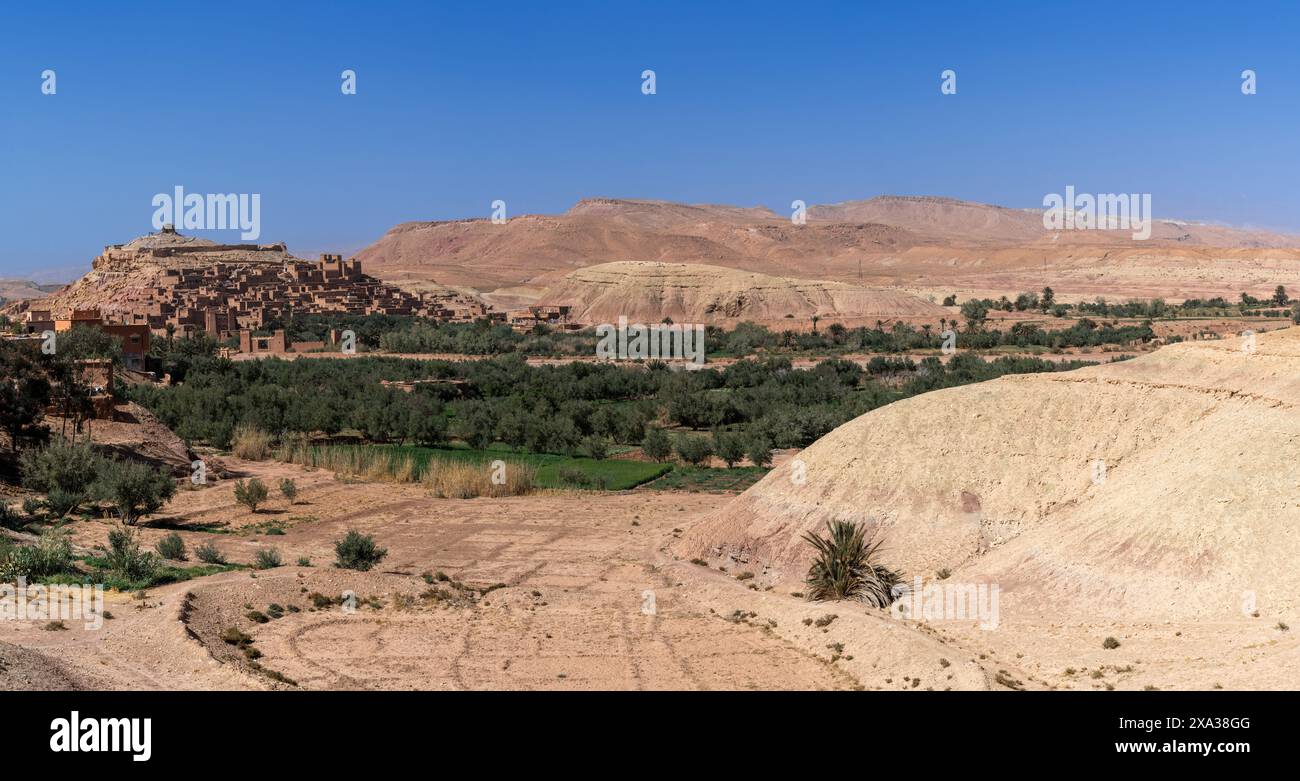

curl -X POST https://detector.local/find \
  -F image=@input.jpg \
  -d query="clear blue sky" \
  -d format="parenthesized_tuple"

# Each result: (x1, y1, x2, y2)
(1, 0, 1298, 278)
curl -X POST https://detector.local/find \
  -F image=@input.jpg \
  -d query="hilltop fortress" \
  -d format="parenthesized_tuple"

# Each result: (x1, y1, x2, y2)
(5, 226, 488, 339)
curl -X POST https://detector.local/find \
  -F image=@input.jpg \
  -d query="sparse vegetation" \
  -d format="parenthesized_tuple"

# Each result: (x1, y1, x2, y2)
(279, 478, 298, 503)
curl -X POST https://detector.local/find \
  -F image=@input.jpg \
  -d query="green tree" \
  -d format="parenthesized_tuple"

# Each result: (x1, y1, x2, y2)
(0, 343, 52, 452)
(674, 435, 713, 466)
(960, 300, 989, 332)
(95, 459, 176, 525)
(745, 436, 773, 468)
(1275, 285, 1289, 306)
(641, 427, 672, 462)
(19, 439, 105, 518)
(713, 431, 745, 468)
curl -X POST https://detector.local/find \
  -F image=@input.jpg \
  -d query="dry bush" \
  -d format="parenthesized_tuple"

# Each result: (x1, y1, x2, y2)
(424, 460, 535, 498)
(231, 425, 273, 460)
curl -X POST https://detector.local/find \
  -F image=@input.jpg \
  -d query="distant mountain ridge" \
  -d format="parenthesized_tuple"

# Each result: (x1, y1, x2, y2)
(357, 195, 1300, 302)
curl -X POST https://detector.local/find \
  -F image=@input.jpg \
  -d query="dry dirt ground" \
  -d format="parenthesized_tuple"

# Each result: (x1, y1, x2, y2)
(6, 463, 859, 690)
(6, 453, 1291, 690)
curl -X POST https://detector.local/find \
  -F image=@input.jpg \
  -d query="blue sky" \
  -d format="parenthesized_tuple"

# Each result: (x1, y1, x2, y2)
(1, 0, 1298, 278)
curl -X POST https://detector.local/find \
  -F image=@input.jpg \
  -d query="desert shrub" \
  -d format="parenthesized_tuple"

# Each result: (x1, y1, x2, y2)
(231, 424, 272, 460)
(155, 532, 187, 561)
(1103, 636, 1121, 650)
(279, 478, 298, 502)
(0, 529, 74, 581)
(195, 541, 227, 565)
(802, 519, 900, 607)
(254, 547, 282, 570)
(100, 526, 160, 585)
(296, 556, 311, 567)
(94, 458, 177, 525)
(673, 435, 713, 466)
(19, 439, 104, 517)
(234, 478, 269, 513)
(334, 530, 387, 571)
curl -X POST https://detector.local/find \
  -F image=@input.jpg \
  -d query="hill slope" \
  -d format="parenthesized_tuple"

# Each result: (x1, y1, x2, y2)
(534, 261, 947, 324)
(676, 327, 1300, 621)
(356, 196, 1300, 302)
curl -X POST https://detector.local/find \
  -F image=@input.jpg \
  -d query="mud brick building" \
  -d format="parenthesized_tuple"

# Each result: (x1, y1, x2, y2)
(3, 228, 489, 351)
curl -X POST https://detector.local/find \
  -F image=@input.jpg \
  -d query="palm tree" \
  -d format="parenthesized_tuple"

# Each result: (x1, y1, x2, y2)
(810, 314, 820, 334)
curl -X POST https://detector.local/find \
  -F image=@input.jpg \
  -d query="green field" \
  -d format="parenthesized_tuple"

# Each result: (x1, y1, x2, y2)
(310, 443, 673, 491)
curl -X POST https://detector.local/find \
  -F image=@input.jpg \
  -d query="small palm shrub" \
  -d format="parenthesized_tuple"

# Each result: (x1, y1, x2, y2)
(802, 519, 900, 607)
(334, 530, 387, 571)
(155, 532, 187, 561)
(234, 478, 269, 513)
(195, 541, 227, 565)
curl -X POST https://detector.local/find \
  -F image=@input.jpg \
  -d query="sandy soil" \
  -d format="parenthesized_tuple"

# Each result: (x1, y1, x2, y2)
(7, 448, 1292, 690)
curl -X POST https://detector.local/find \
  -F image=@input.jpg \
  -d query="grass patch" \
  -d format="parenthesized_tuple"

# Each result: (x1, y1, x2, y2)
(40, 557, 246, 592)
(281, 443, 668, 491)
(642, 465, 768, 492)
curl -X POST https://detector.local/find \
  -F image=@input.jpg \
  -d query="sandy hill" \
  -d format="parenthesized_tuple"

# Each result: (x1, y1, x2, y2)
(356, 196, 1300, 303)
(354, 197, 914, 291)
(676, 327, 1300, 622)
(0, 278, 56, 305)
(535, 261, 946, 324)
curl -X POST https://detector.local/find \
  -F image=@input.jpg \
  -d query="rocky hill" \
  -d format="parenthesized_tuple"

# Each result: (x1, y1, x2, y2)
(3, 229, 486, 330)
(534, 261, 946, 325)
